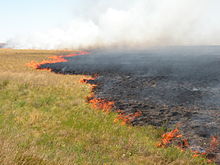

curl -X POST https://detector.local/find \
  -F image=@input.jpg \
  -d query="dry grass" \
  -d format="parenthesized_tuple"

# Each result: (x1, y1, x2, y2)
(0, 49, 211, 165)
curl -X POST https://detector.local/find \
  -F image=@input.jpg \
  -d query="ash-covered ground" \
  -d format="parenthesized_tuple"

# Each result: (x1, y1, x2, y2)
(42, 46, 220, 159)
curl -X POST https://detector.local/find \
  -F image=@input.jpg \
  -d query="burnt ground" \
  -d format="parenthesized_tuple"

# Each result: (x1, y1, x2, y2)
(41, 46, 220, 161)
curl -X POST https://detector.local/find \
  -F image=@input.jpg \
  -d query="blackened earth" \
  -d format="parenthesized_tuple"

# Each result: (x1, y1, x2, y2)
(42, 46, 220, 162)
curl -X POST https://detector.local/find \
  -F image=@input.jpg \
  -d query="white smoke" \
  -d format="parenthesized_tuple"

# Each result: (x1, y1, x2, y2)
(8, 0, 220, 49)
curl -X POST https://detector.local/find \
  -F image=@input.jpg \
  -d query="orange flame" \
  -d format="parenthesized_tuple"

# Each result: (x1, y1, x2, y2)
(157, 129, 220, 163)
(157, 128, 183, 147)
(114, 111, 142, 125)
(81, 75, 115, 113)
(81, 76, 142, 122)
(26, 51, 89, 71)
(89, 98, 114, 113)
(79, 74, 98, 83)
(27, 50, 143, 125)
(191, 136, 219, 160)
(27, 51, 219, 163)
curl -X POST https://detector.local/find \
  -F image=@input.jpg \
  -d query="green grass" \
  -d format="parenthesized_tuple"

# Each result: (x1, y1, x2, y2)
(0, 49, 211, 164)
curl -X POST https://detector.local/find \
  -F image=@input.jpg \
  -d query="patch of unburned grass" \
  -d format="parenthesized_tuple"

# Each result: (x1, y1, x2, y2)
(0, 49, 211, 165)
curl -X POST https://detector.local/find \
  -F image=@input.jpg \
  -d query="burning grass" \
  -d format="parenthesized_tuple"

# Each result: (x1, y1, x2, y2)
(157, 128, 219, 163)
(0, 49, 212, 164)
(26, 50, 89, 71)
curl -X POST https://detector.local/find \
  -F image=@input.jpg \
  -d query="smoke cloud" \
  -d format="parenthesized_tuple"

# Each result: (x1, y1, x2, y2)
(8, 0, 220, 49)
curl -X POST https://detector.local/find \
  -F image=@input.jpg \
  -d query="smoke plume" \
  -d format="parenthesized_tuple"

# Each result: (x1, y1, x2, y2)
(8, 0, 220, 49)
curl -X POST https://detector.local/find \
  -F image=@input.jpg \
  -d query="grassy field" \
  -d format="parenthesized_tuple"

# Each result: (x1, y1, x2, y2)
(0, 49, 210, 165)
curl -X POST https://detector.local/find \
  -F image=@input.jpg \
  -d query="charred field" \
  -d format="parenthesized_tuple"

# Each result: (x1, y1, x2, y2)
(40, 46, 220, 162)
(2, 48, 214, 165)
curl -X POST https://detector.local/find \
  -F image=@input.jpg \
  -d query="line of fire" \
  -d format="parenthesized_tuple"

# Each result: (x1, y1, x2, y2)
(26, 47, 220, 163)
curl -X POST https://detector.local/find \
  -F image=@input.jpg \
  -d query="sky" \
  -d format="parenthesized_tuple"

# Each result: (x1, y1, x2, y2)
(0, 0, 81, 42)
(0, 0, 132, 42)
(1, 0, 220, 49)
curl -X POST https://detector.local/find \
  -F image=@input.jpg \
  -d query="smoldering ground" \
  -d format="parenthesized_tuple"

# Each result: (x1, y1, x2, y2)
(40, 46, 220, 161)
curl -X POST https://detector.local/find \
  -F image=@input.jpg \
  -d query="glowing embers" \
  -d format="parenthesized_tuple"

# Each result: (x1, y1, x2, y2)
(26, 51, 220, 163)
(157, 128, 220, 163)
(114, 110, 142, 126)
(81, 75, 113, 113)
(80, 74, 98, 84)
(157, 128, 202, 153)
(81, 76, 143, 123)
(157, 128, 184, 147)
(26, 51, 89, 71)
(89, 98, 115, 113)
(157, 128, 206, 159)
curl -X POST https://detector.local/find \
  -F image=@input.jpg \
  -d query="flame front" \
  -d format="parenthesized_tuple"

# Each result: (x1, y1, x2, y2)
(114, 111, 142, 125)
(26, 50, 89, 71)
(157, 128, 183, 147)
(80, 76, 143, 123)
(26, 50, 218, 163)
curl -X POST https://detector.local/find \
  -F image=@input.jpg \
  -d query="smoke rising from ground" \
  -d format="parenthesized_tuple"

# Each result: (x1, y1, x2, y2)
(8, 0, 220, 49)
